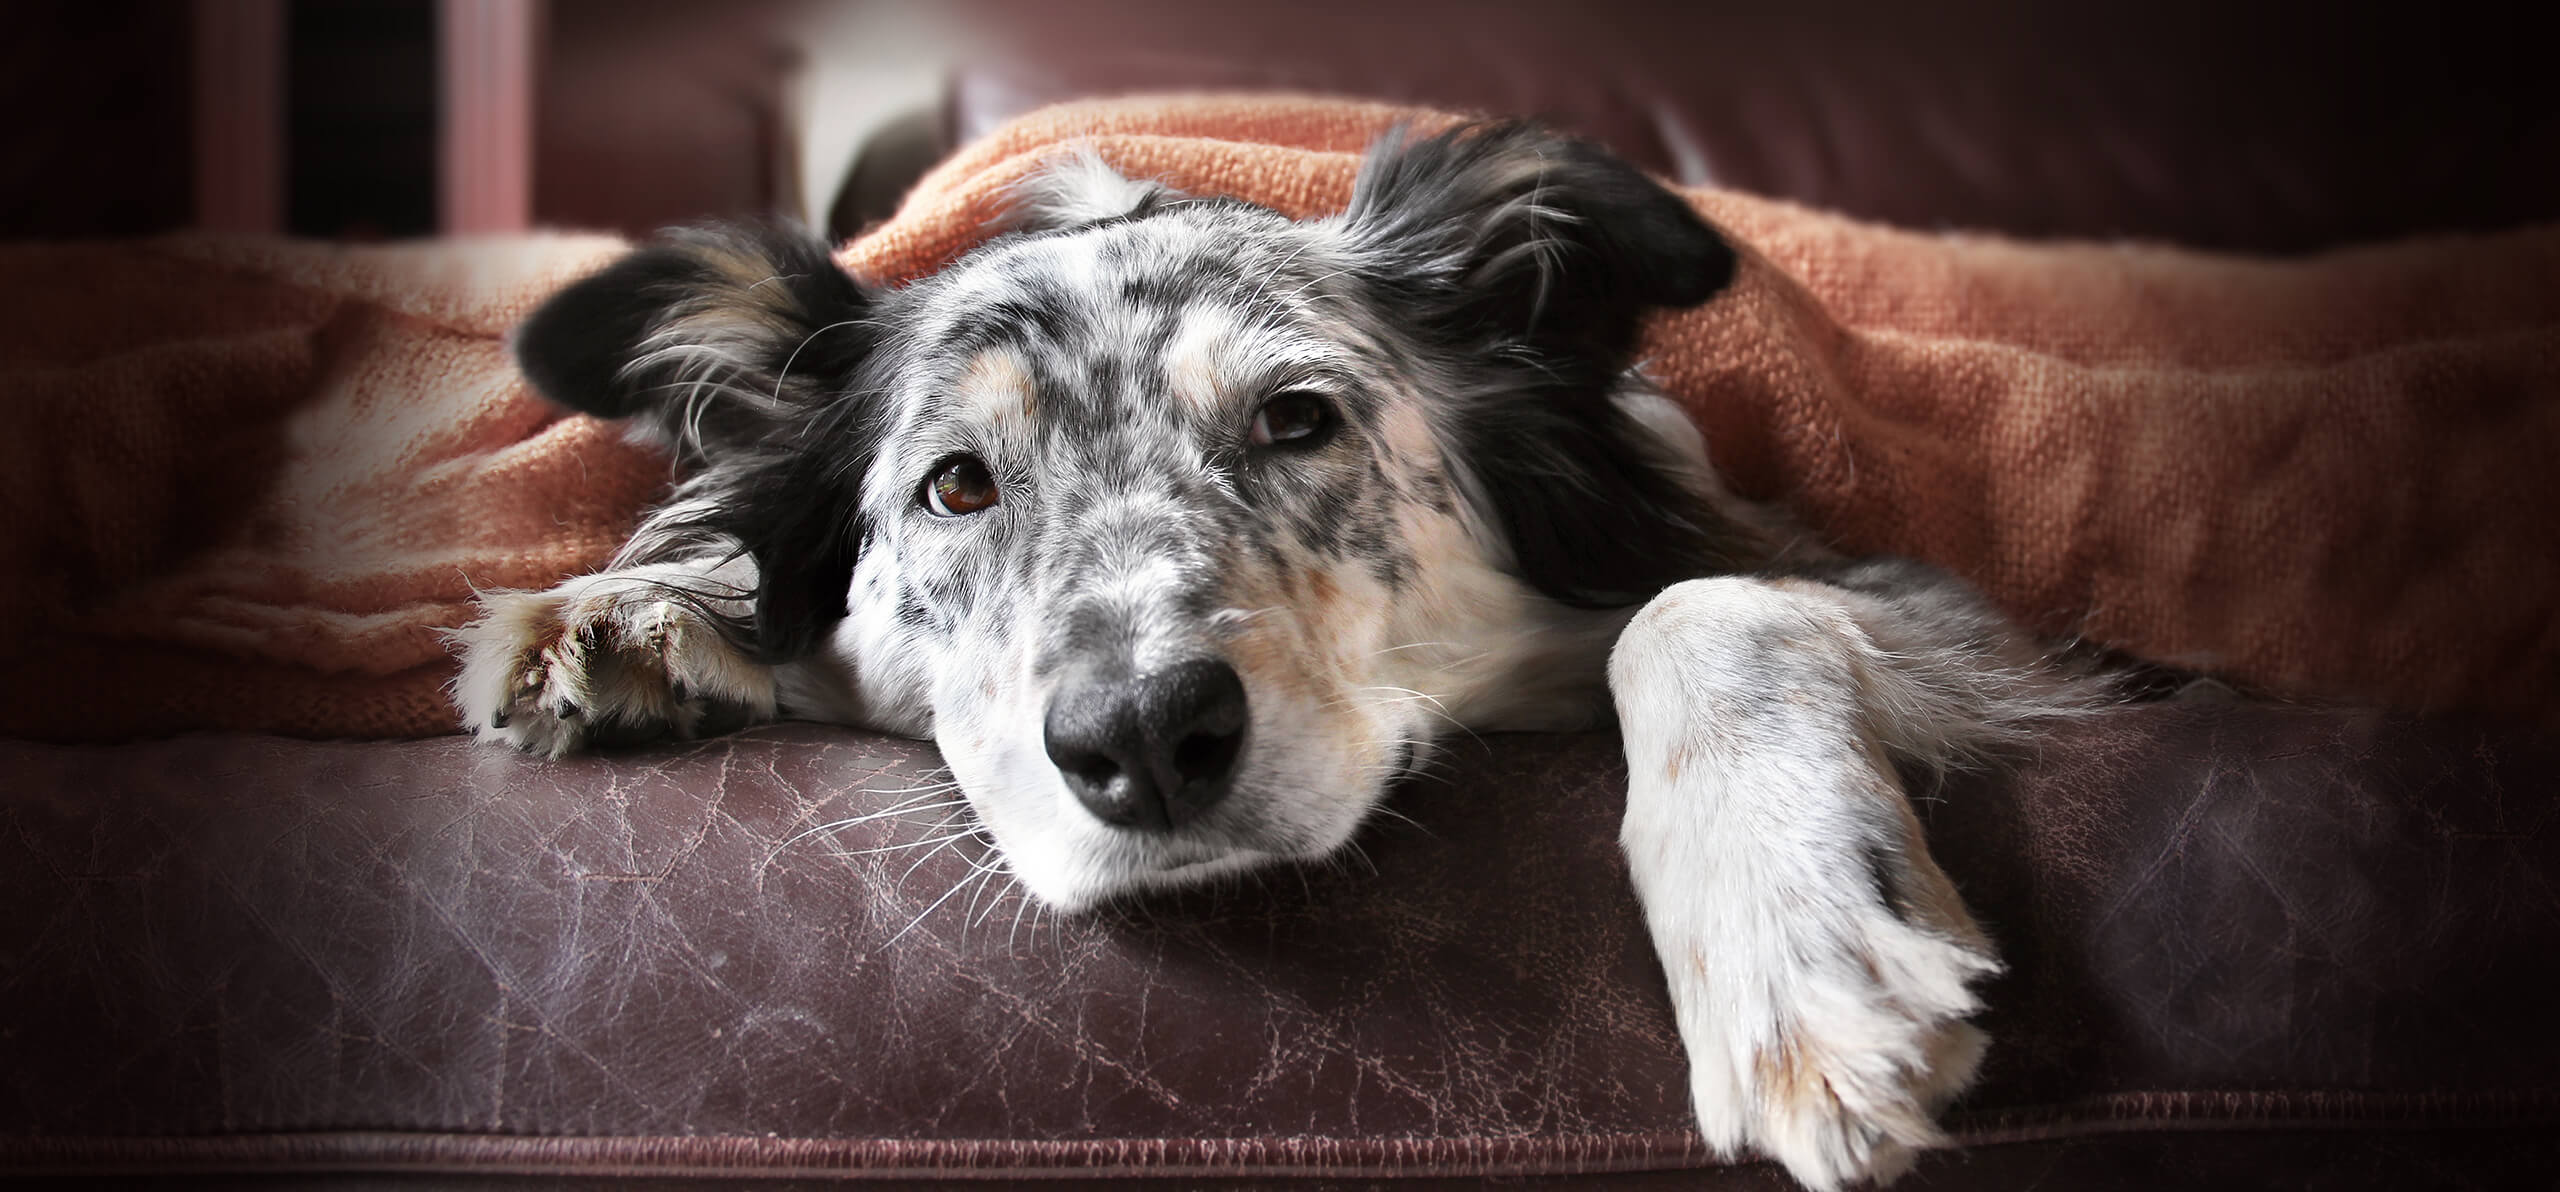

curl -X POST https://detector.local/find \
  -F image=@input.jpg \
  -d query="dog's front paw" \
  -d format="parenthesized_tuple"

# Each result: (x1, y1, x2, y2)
(450, 572, 776, 757)
(1662, 887, 1998, 1190)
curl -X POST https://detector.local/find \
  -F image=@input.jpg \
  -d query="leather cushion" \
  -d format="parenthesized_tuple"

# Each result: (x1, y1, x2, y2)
(4, 703, 2555, 1181)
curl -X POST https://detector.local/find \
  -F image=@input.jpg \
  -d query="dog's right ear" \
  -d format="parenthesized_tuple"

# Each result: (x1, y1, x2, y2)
(512, 222, 880, 462)
(515, 223, 885, 663)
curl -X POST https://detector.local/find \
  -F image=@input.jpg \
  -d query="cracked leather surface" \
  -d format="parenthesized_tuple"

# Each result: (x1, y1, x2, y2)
(4, 703, 2557, 1183)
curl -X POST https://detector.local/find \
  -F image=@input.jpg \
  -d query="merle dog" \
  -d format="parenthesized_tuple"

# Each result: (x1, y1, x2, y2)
(455, 124, 2101, 1188)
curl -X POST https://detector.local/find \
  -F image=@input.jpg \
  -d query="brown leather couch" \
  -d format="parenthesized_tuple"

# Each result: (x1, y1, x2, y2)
(8, 2, 2558, 1187)
(9, 706, 2559, 1188)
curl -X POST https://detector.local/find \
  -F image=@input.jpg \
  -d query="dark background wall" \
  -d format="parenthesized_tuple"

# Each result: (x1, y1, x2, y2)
(6, 0, 2557, 249)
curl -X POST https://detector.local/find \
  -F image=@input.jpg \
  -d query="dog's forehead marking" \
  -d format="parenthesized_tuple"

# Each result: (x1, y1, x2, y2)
(919, 212, 1341, 442)
(1160, 304, 1235, 416)
(1161, 300, 1346, 419)
(953, 346, 1036, 427)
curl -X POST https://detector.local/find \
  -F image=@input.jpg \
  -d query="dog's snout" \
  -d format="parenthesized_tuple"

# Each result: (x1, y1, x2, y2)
(1044, 658, 1247, 832)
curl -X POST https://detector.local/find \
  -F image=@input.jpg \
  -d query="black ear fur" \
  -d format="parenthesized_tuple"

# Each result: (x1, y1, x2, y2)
(514, 222, 885, 662)
(1343, 122, 1752, 608)
(511, 222, 878, 462)
(1341, 121, 1734, 363)
(685, 415, 877, 663)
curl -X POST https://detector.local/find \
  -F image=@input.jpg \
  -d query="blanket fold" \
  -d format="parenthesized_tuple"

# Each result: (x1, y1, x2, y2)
(3, 95, 2553, 740)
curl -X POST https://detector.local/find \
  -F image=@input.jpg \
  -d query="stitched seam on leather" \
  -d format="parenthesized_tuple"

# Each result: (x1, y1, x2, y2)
(11, 1097, 2560, 1181)
(1951, 1088, 2560, 1145)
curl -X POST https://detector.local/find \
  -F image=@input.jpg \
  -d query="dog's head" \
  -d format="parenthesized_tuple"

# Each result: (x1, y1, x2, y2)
(514, 123, 1748, 909)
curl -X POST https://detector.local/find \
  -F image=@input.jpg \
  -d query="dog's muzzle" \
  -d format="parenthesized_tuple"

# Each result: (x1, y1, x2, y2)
(1043, 658, 1248, 832)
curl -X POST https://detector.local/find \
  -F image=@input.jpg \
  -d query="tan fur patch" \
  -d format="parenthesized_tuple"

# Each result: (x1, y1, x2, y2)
(673, 242, 806, 340)
(1161, 307, 1235, 416)
(956, 349, 1036, 424)
(1752, 1032, 1837, 1116)
(1305, 567, 1339, 610)
(1224, 622, 1314, 704)
(1222, 559, 1322, 707)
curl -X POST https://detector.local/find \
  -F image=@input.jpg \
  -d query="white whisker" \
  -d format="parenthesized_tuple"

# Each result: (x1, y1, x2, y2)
(829, 829, 976, 859)
(886, 865, 986, 947)
(773, 793, 965, 853)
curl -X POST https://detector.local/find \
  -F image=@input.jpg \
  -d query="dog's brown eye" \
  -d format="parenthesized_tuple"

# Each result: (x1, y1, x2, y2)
(1249, 390, 1337, 448)
(923, 455, 999, 516)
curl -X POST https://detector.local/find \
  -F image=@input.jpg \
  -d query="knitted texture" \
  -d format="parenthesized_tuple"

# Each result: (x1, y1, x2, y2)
(0, 235, 652, 739)
(3, 95, 2553, 740)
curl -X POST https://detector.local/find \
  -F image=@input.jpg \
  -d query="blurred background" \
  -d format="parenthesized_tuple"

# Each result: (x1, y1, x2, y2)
(8, 0, 2556, 253)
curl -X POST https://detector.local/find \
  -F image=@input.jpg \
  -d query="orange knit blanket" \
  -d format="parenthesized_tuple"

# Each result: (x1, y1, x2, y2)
(4, 95, 2554, 740)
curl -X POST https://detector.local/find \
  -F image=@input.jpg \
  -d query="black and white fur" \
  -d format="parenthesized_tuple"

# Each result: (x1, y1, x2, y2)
(454, 124, 2103, 1189)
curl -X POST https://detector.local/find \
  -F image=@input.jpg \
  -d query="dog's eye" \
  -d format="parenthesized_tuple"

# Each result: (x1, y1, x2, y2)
(1250, 390, 1335, 447)
(1249, 389, 1337, 448)
(922, 455, 999, 517)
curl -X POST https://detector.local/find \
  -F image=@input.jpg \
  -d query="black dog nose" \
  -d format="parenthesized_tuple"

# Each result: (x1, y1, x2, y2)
(1044, 658, 1247, 832)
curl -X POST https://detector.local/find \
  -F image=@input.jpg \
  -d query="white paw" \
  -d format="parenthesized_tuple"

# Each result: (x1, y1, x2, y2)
(450, 571, 777, 757)
(1662, 884, 1998, 1190)
(1609, 574, 2009, 1189)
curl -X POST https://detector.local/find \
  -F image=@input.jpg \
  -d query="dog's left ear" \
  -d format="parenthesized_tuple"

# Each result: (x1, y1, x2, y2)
(1337, 121, 1735, 364)
(1338, 124, 1751, 609)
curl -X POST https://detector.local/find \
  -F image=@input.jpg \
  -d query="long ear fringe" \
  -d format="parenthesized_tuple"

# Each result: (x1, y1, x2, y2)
(511, 221, 878, 464)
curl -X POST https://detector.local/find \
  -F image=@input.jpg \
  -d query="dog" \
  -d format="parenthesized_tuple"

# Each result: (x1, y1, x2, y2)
(453, 122, 2106, 1189)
